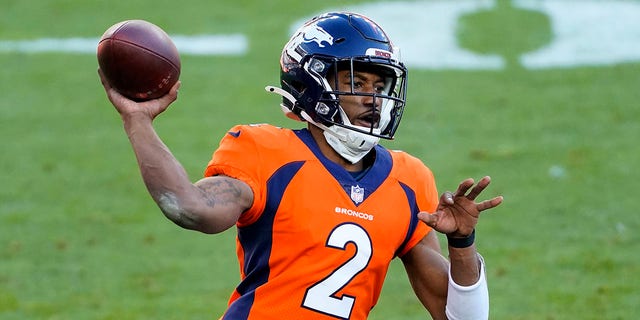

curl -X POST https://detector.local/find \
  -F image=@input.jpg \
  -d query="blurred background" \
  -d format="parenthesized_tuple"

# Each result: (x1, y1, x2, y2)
(1, 0, 638, 319)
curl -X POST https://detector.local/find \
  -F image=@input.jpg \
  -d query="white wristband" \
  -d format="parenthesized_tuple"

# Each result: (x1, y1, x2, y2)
(445, 254, 489, 320)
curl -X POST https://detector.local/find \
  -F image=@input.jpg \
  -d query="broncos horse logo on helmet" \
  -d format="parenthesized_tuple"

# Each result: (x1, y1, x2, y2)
(294, 25, 335, 48)
(267, 12, 408, 163)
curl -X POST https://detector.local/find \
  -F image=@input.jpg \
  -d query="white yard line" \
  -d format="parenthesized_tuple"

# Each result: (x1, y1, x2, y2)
(3, 0, 640, 70)
(0, 34, 248, 56)
(298, 0, 640, 70)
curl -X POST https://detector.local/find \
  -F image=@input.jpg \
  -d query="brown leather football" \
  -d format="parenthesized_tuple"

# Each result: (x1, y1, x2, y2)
(97, 20, 180, 101)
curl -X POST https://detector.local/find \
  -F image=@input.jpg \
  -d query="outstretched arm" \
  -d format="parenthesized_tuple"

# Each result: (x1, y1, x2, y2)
(98, 69, 253, 234)
(404, 177, 502, 319)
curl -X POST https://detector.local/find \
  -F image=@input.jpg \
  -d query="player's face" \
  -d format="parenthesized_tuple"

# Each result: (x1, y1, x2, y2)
(332, 70, 386, 129)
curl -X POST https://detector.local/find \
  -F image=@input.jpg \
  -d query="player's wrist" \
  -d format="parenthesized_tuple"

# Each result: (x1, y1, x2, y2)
(446, 229, 475, 248)
(121, 111, 154, 124)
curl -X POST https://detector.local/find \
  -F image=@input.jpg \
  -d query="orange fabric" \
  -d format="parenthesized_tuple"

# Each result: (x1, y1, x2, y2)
(204, 124, 438, 320)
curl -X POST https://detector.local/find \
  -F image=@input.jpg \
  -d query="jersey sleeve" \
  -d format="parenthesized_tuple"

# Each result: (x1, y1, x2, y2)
(416, 163, 439, 216)
(394, 152, 440, 257)
(203, 125, 266, 226)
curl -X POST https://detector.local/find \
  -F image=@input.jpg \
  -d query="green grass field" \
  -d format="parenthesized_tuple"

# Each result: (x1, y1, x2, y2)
(1, 0, 639, 319)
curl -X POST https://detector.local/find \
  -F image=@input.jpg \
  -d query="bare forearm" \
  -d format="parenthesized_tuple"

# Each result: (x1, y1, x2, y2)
(120, 114, 250, 233)
(122, 114, 203, 227)
(448, 244, 480, 285)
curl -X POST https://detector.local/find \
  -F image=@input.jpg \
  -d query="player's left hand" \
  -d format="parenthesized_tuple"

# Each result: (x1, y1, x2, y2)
(418, 176, 503, 238)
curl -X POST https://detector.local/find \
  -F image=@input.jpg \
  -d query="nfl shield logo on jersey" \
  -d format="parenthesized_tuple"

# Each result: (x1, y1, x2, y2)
(350, 185, 365, 204)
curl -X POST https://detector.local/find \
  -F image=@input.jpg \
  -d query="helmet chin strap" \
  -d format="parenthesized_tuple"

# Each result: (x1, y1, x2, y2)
(301, 108, 379, 164)
(322, 126, 379, 164)
(266, 85, 379, 164)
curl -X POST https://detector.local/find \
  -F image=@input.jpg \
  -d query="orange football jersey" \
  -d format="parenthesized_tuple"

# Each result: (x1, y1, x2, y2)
(204, 124, 438, 320)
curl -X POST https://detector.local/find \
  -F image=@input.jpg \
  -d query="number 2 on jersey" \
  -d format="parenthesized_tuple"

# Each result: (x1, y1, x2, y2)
(302, 223, 373, 319)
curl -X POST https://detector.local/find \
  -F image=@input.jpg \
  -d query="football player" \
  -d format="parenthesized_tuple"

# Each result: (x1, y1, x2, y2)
(99, 11, 503, 320)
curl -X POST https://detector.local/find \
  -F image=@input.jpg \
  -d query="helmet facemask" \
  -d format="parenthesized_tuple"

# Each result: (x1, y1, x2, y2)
(301, 56, 407, 163)
(314, 57, 407, 139)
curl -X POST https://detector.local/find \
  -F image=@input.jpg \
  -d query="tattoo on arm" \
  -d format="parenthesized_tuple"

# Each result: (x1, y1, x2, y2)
(154, 176, 250, 232)
(196, 176, 247, 209)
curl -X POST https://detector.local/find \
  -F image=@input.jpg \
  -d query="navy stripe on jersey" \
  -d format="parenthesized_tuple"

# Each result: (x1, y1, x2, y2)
(224, 161, 305, 319)
(395, 182, 421, 257)
(294, 129, 392, 206)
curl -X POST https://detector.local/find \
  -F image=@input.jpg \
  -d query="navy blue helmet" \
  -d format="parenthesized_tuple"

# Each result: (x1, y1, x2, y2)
(277, 12, 408, 140)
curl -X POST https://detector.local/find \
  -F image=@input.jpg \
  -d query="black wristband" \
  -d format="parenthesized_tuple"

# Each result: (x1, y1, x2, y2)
(447, 229, 476, 248)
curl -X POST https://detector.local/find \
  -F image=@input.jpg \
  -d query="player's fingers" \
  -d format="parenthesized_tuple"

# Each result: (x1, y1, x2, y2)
(454, 178, 475, 197)
(466, 176, 491, 200)
(170, 81, 181, 100)
(476, 195, 504, 212)
(97, 68, 110, 89)
(171, 80, 181, 93)
(417, 211, 437, 228)
(97, 68, 126, 107)
(440, 191, 454, 205)
(155, 81, 181, 105)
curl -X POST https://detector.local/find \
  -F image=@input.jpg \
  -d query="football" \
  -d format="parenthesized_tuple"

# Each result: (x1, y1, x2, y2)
(97, 20, 181, 101)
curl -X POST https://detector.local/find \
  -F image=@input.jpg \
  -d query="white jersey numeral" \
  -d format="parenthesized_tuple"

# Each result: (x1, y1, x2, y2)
(302, 223, 373, 319)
